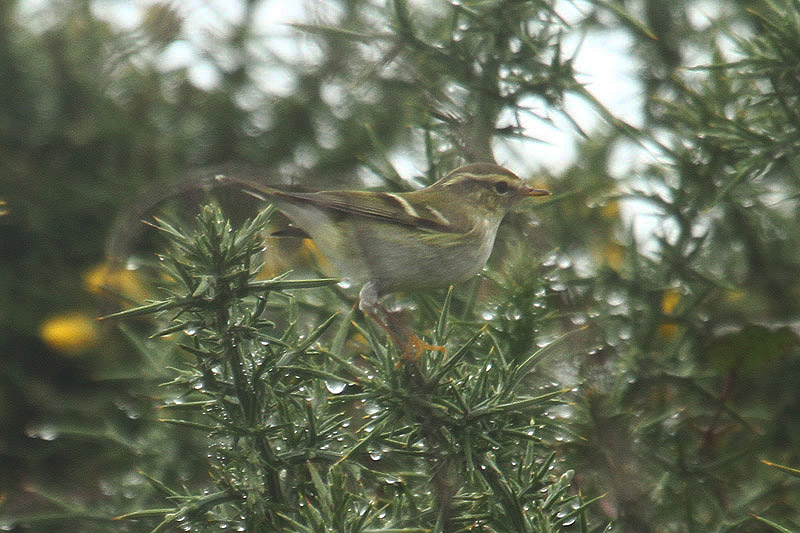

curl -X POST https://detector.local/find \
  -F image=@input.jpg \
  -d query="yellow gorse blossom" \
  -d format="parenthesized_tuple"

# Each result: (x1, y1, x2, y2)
(83, 262, 148, 301)
(659, 288, 683, 339)
(661, 288, 682, 315)
(40, 312, 99, 354)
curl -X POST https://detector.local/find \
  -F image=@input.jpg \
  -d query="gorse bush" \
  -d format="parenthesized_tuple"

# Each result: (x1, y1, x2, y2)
(106, 204, 592, 532)
(5, 0, 800, 531)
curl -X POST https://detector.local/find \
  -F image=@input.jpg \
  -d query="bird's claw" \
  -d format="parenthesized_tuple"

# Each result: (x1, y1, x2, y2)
(401, 334, 446, 361)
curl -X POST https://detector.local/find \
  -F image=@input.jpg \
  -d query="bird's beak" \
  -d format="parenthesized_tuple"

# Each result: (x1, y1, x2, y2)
(521, 185, 551, 197)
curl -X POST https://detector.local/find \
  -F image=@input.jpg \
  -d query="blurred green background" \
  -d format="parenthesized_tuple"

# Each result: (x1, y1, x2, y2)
(3, 0, 800, 530)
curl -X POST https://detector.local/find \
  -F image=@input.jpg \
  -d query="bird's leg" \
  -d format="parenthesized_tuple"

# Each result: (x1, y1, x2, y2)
(358, 282, 445, 360)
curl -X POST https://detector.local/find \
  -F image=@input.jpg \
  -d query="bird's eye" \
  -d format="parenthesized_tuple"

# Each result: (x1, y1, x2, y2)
(494, 181, 509, 194)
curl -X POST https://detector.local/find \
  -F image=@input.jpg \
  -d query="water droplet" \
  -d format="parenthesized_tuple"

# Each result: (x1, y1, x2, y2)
(536, 334, 559, 348)
(571, 313, 587, 325)
(325, 380, 347, 394)
(26, 424, 59, 441)
(184, 325, 199, 336)
(368, 448, 382, 461)
(606, 291, 625, 306)
(551, 404, 574, 420)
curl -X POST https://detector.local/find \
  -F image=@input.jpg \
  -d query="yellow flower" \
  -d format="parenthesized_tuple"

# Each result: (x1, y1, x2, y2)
(661, 288, 682, 315)
(659, 322, 680, 339)
(83, 262, 148, 301)
(657, 289, 684, 339)
(258, 238, 332, 280)
(726, 289, 744, 302)
(600, 200, 620, 219)
(600, 242, 625, 271)
(40, 312, 99, 355)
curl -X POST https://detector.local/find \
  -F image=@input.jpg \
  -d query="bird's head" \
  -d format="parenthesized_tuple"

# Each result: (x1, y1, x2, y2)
(428, 163, 550, 217)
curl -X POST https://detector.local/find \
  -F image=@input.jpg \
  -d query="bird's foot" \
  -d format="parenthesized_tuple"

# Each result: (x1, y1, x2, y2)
(401, 334, 446, 361)
(358, 284, 446, 362)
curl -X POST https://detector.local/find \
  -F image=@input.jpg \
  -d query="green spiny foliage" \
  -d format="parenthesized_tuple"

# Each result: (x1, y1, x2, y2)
(550, 2, 800, 531)
(106, 204, 592, 532)
(7, 0, 800, 531)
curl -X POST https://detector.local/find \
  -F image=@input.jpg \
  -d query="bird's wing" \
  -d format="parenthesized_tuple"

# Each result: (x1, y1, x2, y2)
(214, 175, 472, 234)
(276, 190, 471, 234)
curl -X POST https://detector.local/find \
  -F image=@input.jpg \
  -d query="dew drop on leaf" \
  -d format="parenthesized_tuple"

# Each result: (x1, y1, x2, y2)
(325, 380, 347, 394)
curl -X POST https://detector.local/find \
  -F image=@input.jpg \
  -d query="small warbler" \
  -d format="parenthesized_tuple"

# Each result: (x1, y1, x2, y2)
(218, 163, 550, 356)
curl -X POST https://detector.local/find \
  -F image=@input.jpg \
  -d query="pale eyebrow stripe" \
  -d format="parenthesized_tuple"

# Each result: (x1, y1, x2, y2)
(384, 193, 420, 218)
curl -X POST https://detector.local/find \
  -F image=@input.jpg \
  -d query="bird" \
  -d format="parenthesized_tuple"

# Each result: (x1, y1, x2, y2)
(217, 163, 550, 357)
